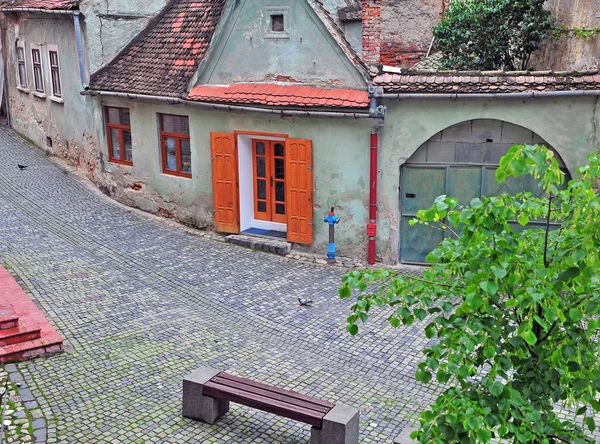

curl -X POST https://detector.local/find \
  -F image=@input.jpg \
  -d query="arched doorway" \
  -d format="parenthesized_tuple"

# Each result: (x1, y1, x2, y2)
(399, 119, 571, 264)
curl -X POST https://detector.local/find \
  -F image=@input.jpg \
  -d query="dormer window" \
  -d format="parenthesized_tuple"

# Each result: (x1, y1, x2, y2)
(265, 7, 289, 39)
(271, 14, 284, 32)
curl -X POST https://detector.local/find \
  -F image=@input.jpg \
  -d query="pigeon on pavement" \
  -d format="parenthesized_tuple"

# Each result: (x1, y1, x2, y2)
(298, 297, 313, 306)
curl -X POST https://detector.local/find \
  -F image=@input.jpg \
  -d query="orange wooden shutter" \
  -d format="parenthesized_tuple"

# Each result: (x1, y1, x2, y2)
(211, 132, 240, 233)
(285, 139, 313, 244)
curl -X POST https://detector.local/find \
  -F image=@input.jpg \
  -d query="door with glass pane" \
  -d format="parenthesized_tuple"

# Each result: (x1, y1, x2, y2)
(252, 140, 286, 223)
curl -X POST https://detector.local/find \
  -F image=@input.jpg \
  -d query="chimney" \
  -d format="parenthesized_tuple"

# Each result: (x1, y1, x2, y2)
(362, 0, 381, 64)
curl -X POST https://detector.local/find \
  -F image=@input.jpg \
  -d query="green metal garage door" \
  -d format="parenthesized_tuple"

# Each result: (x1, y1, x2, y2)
(399, 120, 570, 264)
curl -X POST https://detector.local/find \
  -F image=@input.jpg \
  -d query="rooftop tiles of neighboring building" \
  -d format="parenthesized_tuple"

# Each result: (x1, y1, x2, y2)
(0, 0, 79, 10)
(187, 83, 370, 108)
(374, 69, 600, 93)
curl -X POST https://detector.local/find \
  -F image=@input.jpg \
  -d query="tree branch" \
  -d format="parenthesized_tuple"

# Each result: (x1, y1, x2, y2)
(543, 194, 554, 268)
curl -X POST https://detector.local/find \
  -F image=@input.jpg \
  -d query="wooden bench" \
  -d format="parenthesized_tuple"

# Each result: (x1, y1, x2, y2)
(183, 367, 359, 444)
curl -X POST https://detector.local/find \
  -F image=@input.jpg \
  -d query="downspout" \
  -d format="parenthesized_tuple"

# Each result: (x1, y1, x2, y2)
(73, 11, 87, 89)
(367, 86, 386, 265)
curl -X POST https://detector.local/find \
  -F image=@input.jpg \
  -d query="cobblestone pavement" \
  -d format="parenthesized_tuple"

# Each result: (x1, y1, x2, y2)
(0, 124, 437, 444)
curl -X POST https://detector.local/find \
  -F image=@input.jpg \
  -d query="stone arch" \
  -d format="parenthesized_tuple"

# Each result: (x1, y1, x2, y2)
(399, 119, 571, 263)
(407, 119, 568, 168)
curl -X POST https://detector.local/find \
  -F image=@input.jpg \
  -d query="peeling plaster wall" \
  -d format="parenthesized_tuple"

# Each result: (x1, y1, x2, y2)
(379, 0, 444, 67)
(531, 0, 600, 70)
(92, 97, 374, 260)
(379, 96, 600, 263)
(5, 14, 98, 166)
(79, 0, 168, 73)
(197, 0, 365, 87)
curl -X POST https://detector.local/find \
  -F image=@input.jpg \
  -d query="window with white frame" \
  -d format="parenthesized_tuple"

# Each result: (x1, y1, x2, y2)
(31, 47, 44, 93)
(48, 50, 61, 98)
(16, 46, 27, 88)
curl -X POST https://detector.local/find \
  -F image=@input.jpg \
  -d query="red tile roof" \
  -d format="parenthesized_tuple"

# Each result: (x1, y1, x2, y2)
(187, 84, 369, 108)
(89, 0, 227, 97)
(374, 70, 600, 94)
(0, 0, 79, 10)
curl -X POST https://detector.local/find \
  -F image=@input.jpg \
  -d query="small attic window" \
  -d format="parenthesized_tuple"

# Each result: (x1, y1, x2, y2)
(265, 7, 289, 39)
(271, 14, 284, 32)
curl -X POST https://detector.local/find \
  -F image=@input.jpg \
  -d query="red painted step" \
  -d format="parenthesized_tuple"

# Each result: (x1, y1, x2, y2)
(0, 309, 19, 330)
(0, 324, 41, 347)
(0, 265, 64, 363)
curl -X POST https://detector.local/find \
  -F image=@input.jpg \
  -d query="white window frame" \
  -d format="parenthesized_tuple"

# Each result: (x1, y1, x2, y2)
(47, 44, 63, 103)
(16, 44, 28, 91)
(30, 43, 45, 97)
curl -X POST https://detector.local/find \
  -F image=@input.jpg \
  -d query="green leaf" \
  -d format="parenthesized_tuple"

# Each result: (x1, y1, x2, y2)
(346, 324, 358, 336)
(480, 281, 498, 296)
(467, 417, 482, 430)
(521, 330, 537, 346)
(483, 346, 495, 359)
(466, 293, 484, 309)
(389, 317, 400, 328)
(569, 308, 583, 322)
(338, 285, 351, 299)
(476, 429, 492, 442)
(517, 213, 529, 226)
(591, 399, 600, 412)
(585, 417, 596, 433)
(470, 198, 483, 209)
(489, 382, 504, 396)
(414, 308, 427, 321)
(416, 369, 432, 384)
(425, 324, 436, 339)
(436, 370, 450, 383)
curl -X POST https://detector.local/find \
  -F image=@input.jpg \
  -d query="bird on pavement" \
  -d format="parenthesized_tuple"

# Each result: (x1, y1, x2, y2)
(17, 164, 28, 170)
(298, 297, 313, 306)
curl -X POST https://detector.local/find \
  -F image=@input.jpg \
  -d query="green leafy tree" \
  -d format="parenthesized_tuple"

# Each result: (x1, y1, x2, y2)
(432, 0, 554, 70)
(340, 145, 600, 443)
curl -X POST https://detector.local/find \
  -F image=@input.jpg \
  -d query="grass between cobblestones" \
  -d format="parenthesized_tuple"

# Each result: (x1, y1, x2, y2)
(0, 124, 436, 443)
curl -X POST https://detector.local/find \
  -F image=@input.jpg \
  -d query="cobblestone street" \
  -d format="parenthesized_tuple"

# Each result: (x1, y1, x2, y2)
(0, 124, 434, 443)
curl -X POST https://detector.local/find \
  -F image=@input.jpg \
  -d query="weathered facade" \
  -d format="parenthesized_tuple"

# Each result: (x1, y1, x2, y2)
(2, 0, 599, 266)
(2, 7, 97, 168)
(358, 0, 599, 70)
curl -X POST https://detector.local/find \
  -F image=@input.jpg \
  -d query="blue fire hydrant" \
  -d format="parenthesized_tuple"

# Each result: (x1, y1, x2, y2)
(323, 206, 340, 263)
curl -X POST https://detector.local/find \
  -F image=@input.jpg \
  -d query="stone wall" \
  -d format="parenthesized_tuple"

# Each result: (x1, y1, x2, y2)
(363, 0, 599, 70)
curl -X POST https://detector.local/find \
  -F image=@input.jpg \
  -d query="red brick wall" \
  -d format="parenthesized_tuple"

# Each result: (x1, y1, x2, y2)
(361, 0, 381, 64)
(362, 0, 447, 67)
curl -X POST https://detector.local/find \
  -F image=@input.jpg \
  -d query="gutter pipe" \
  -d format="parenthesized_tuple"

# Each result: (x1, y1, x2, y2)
(81, 90, 372, 118)
(376, 90, 600, 100)
(0, 8, 74, 14)
(73, 11, 87, 89)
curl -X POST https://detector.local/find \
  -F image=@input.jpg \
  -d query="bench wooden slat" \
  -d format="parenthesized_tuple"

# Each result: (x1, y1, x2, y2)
(210, 375, 331, 414)
(216, 372, 335, 408)
(204, 381, 327, 428)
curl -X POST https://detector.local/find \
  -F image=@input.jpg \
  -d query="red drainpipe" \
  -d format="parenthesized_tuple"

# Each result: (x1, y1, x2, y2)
(367, 128, 379, 265)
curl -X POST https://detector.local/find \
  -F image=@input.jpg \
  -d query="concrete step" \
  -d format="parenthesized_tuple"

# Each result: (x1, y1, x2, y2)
(0, 324, 41, 347)
(225, 234, 291, 256)
(0, 337, 64, 364)
(0, 308, 19, 330)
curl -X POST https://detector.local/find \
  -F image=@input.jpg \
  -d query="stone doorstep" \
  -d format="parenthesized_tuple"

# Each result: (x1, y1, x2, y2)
(224, 235, 292, 256)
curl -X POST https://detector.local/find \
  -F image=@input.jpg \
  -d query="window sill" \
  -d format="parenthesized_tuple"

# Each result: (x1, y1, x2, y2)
(108, 159, 133, 167)
(32, 91, 46, 99)
(49, 96, 64, 104)
(16, 86, 30, 94)
(162, 170, 192, 179)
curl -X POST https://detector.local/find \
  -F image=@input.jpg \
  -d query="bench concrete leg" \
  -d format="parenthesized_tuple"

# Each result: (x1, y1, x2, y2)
(311, 403, 359, 444)
(182, 367, 229, 424)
